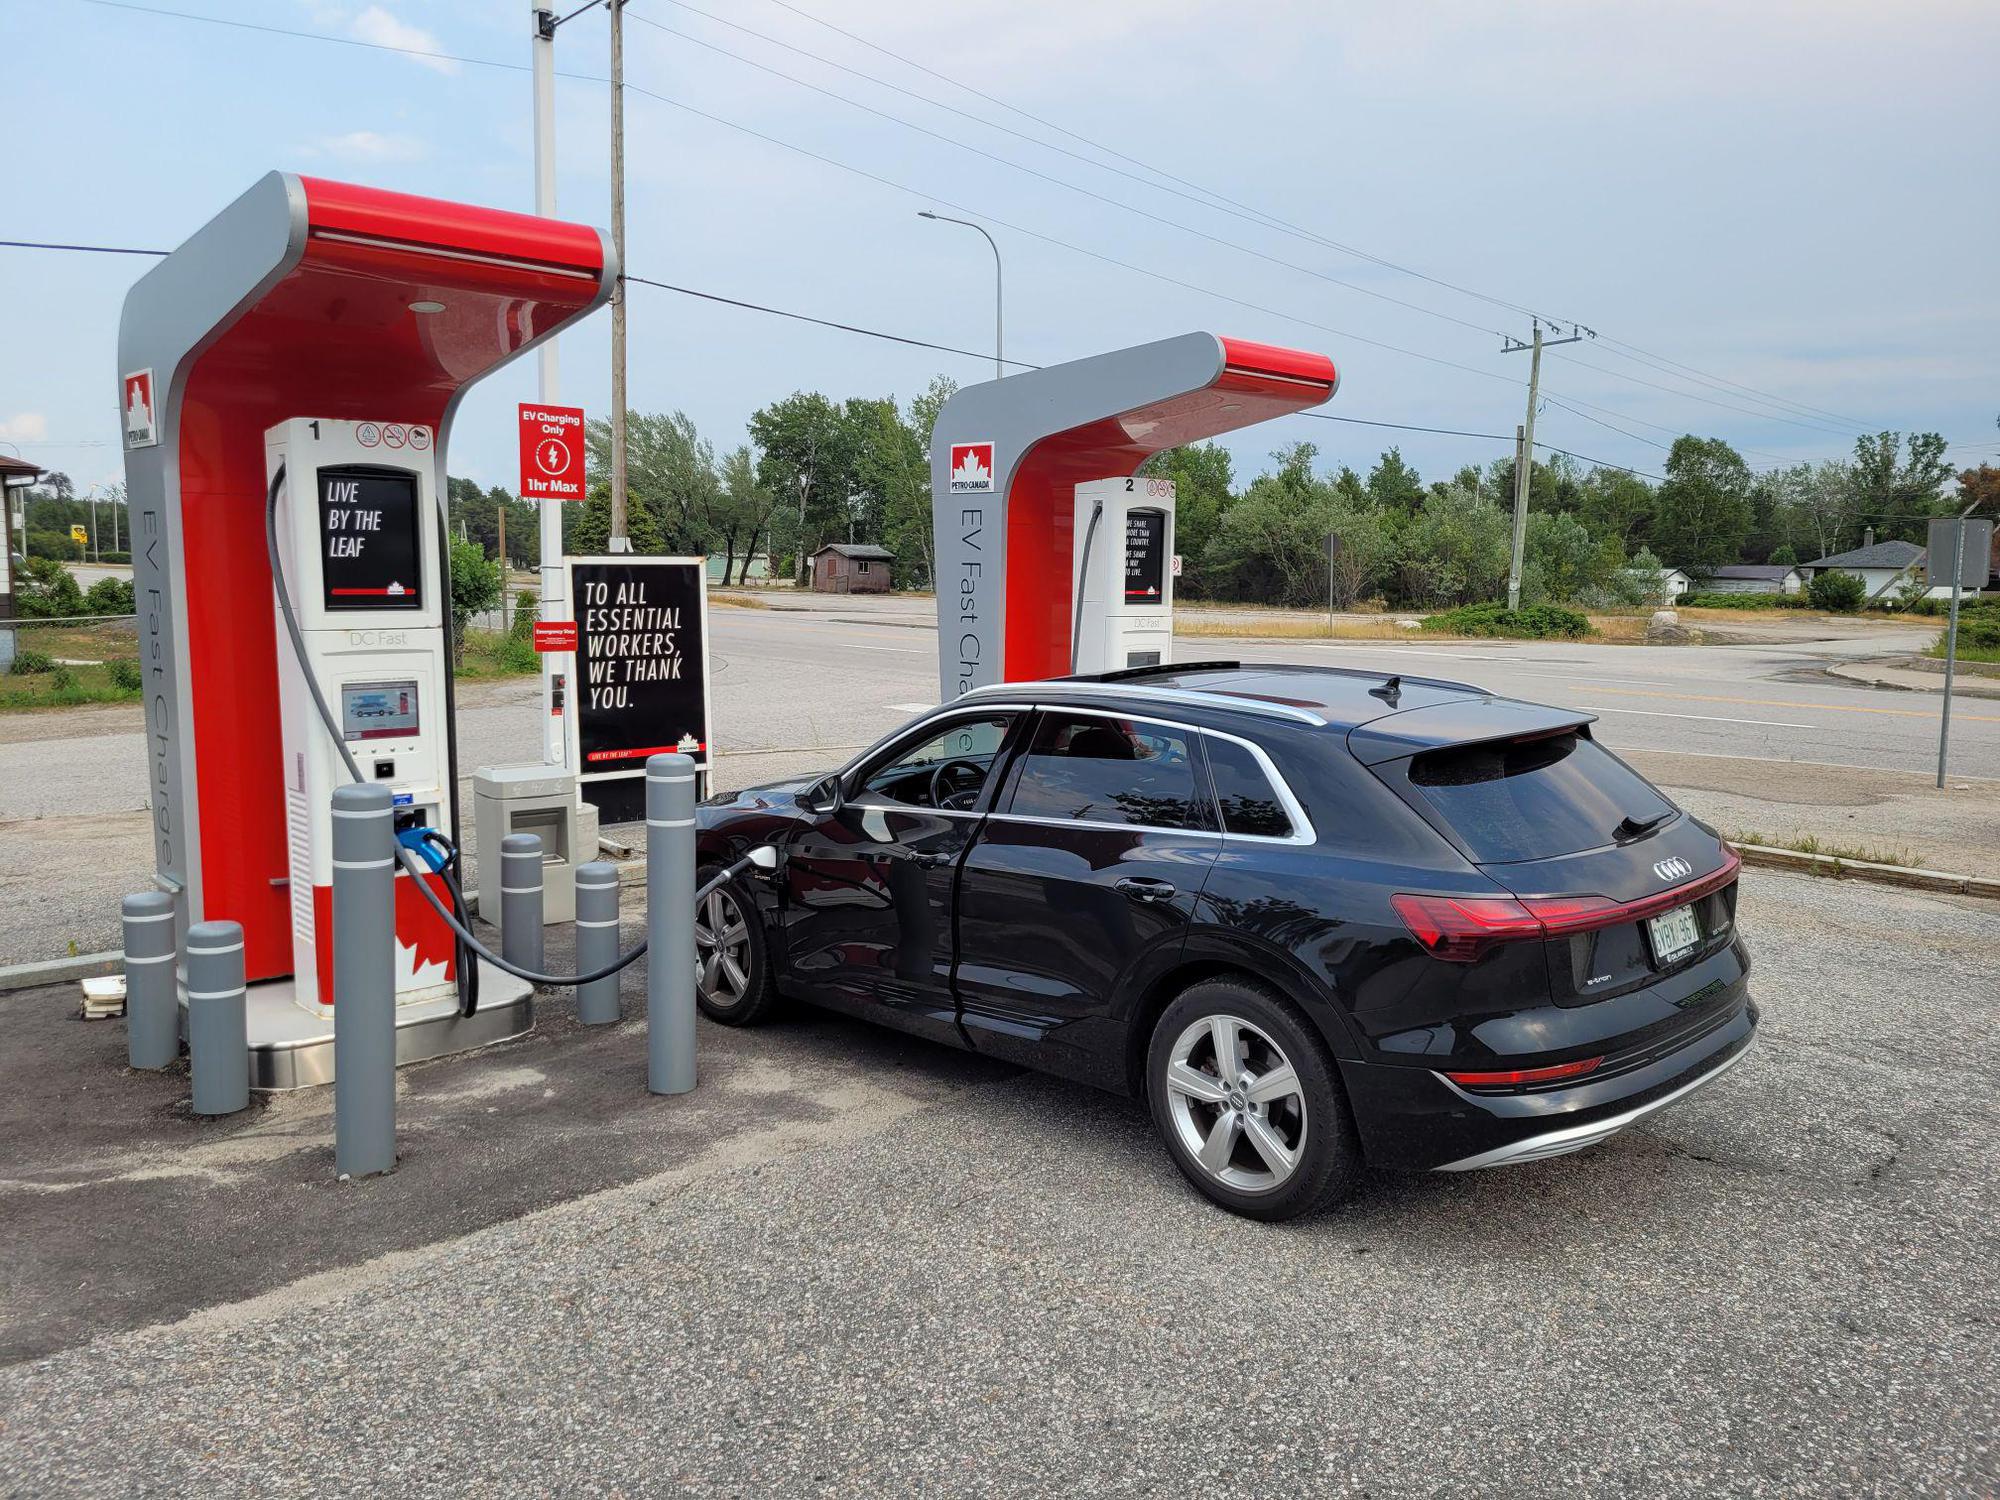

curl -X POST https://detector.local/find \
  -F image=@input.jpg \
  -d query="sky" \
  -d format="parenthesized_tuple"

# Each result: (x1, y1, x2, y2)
(3, 0, 1997, 501)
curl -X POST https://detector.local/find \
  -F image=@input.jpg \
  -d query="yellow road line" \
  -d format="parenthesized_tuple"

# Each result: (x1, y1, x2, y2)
(1582, 684, 2000, 724)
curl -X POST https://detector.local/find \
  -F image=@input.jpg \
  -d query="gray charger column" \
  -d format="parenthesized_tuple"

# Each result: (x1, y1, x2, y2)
(185, 920, 247, 1115)
(575, 860, 622, 1025)
(646, 753, 697, 1095)
(123, 890, 179, 1070)
(500, 833, 546, 974)
(332, 782, 397, 1178)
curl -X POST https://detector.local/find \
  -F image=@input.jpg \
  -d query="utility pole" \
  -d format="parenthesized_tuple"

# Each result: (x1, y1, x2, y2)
(1501, 320, 1589, 610)
(607, 0, 631, 553)
(497, 505, 509, 632)
(90, 488, 100, 563)
(917, 211, 1003, 381)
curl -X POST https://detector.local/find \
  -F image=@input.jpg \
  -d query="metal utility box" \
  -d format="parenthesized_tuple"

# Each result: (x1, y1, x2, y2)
(474, 765, 583, 927)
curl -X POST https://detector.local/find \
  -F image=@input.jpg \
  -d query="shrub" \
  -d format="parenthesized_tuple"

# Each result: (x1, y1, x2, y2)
(85, 577, 135, 615)
(1422, 602, 1591, 639)
(111, 659, 144, 691)
(1806, 569, 1867, 613)
(15, 558, 84, 618)
(1677, 592, 1813, 610)
(1958, 612, 2000, 650)
(50, 666, 75, 691)
(447, 536, 502, 662)
(7, 649, 55, 676)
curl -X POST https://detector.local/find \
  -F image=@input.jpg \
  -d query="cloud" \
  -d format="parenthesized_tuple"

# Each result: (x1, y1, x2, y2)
(308, 129, 427, 163)
(350, 5, 459, 75)
(0, 413, 50, 443)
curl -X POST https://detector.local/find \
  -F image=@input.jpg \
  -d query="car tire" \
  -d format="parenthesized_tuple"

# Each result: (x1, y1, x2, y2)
(693, 863, 780, 1026)
(1146, 977, 1359, 1221)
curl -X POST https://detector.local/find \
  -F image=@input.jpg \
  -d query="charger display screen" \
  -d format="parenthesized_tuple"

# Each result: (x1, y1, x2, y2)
(320, 465, 422, 611)
(342, 680, 420, 742)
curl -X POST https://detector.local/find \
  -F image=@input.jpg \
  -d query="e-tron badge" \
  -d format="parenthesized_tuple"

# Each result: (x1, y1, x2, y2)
(1654, 857, 1694, 882)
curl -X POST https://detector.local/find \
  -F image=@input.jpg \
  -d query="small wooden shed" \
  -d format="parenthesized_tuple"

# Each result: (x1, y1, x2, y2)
(811, 543, 894, 594)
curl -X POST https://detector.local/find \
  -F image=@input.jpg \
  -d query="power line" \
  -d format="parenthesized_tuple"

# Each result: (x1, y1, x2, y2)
(624, 274, 1033, 367)
(624, 8, 1507, 340)
(0, 238, 170, 256)
(748, 0, 1879, 430)
(79, 0, 532, 73)
(1549, 350, 1866, 440)
(64, 0, 1877, 466)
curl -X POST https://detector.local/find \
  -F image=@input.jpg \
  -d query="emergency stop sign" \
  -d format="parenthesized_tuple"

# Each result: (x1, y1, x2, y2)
(518, 404, 586, 502)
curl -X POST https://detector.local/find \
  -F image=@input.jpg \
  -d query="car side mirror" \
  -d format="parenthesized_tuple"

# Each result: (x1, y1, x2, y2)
(746, 845, 779, 872)
(802, 774, 844, 816)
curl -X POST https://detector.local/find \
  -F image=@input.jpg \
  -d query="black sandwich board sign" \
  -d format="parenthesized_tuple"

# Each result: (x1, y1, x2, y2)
(564, 556, 713, 824)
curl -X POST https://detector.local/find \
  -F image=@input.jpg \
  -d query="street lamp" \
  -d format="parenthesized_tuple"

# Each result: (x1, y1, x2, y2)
(918, 210, 1003, 382)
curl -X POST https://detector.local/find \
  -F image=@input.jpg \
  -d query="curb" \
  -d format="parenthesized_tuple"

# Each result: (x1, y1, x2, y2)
(1734, 842, 2000, 901)
(0, 950, 123, 996)
(1823, 659, 2000, 701)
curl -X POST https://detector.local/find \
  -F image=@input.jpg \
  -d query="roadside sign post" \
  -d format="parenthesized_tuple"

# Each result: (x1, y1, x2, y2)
(1927, 515, 1994, 789)
(519, 402, 587, 766)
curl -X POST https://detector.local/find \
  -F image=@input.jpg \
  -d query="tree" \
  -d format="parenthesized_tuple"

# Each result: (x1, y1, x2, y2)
(1851, 431, 1952, 542)
(1394, 483, 1512, 607)
(749, 392, 856, 581)
(1139, 442, 1235, 595)
(570, 410, 720, 557)
(1957, 463, 2000, 517)
(1653, 436, 1753, 570)
(1520, 510, 1611, 605)
(1770, 459, 1859, 562)
(1574, 468, 1657, 551)
(446, 535, 501, 663)
(1366, 448, 1424, 513)
(714, 446, 779, 584)
(1768, 542, 1798, 565)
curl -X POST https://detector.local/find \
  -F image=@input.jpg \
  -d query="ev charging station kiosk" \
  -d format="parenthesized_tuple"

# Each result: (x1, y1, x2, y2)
(118, 173, 613, 1087)
(929, 333, 1337, 698)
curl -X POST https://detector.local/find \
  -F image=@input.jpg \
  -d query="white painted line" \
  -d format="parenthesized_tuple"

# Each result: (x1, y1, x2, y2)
(1511, 670, 1678, 688)
(1573, 704, 1814, 730)
(1275, 642, 1491, 661)
(847, 643, 926, 654)
(1626, 746, 2000, 782)
(887, 703, 936, 713)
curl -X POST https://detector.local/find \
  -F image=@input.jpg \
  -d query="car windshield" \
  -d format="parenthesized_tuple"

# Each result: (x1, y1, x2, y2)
(1407, 730, 1672, 864)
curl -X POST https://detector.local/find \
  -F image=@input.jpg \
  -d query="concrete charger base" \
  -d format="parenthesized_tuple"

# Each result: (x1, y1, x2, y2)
(178, 959, 533, 1091)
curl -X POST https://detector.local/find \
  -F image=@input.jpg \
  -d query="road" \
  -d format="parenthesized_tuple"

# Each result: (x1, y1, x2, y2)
(2, 869, 1994, 1495)
(2, 597, 1996, 964)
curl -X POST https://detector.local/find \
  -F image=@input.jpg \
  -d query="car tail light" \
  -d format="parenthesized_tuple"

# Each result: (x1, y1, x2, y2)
(1394, 849, 1741, 962)
(1445, 1056, 1604, 1088)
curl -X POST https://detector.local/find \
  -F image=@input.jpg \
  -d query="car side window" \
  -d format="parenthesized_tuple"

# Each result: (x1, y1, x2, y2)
(1204, 734, 1294, 839)
(858, 714, 1013, 810)
(1005, 713, 1202, 830)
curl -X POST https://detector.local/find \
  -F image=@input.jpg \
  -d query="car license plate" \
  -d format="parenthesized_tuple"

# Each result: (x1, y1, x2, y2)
(1647, 903, 1702, 964)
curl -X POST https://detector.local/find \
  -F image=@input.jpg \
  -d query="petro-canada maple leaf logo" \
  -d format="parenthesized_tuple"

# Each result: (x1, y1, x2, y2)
(949, 441, 996, 492)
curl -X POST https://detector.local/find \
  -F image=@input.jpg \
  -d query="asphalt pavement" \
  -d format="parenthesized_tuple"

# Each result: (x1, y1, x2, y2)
(2, 869, 1994, 1496)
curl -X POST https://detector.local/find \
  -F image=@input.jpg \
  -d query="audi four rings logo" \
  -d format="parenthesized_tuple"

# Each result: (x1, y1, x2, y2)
(1654, 857, 1694, 882)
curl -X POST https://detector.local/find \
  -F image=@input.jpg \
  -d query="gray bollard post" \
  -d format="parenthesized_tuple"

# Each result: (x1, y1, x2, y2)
(500, 832, 545, 975)
(185, 919, 248, 1116)
(574, 860, 623, 1025)
(646, 752, 698, 1095)
(123, 891, 179, 1070)
(332, 782, 397, 1178)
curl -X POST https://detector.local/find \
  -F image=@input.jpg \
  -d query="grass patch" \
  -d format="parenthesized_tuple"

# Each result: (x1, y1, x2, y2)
(1730, 830, 1919, 867)
(0, 660, 144, 710)
(708, 591, 771, 609)
(454, 629, 540, 679)
(1177, 610, 1649, 643)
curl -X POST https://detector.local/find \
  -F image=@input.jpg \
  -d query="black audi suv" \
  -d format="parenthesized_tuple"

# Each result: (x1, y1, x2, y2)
(693, 662, 1756, 1220)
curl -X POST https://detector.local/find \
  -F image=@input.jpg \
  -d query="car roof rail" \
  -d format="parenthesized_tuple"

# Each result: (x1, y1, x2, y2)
(960, 677, 1329, 728)
(1066, 659, 1241, 683)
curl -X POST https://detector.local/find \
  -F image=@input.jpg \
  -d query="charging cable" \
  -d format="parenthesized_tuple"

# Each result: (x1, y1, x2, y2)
(267, 463, 763, 989)
(1069, 494, 1104, 673)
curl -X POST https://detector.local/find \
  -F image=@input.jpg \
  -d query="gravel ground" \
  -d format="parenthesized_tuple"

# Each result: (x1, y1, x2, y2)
(3, 870, 1995, 1497)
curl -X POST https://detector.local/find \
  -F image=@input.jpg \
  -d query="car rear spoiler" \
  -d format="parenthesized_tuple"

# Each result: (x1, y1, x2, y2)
(1345, 700, 1596, 766)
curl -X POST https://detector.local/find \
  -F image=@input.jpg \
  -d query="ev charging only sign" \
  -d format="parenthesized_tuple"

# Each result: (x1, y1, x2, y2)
(519, 404, 586, 501)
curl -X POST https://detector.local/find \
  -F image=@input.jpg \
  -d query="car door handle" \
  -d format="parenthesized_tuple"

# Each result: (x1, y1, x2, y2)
(1115, 876, 1177, 903)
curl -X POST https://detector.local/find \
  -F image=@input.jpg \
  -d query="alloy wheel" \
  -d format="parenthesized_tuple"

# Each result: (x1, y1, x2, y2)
(1163, 1013, 1308, 1193)
(694, 885, 753, 1009)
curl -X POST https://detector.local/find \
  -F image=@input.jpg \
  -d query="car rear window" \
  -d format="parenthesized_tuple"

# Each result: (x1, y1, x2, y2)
(1203, 735, 1293, 839)
(1006, 713, 1202, 830)
(1405, 730, 1672, 864)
